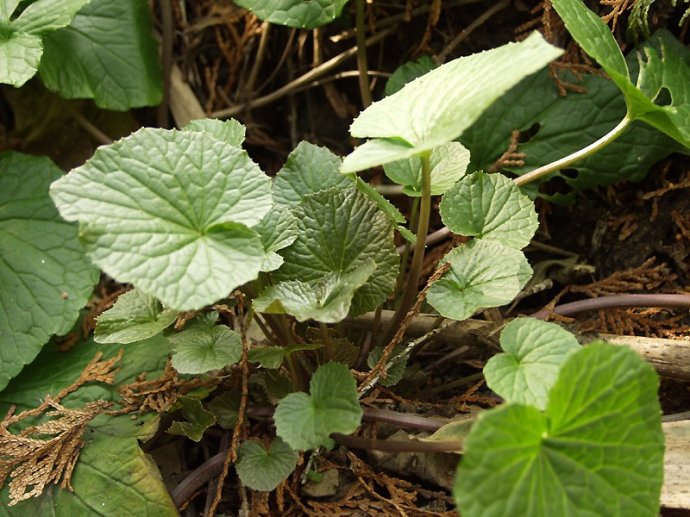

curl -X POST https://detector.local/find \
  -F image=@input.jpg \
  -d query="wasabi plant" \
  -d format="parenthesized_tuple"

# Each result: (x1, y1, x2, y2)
(0, 0, 686, 514)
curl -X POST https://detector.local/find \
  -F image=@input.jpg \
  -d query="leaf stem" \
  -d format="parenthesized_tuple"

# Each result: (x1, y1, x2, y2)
(513, 114, 632, 187)
(355, 0, 372, 108)
(320, 322, 334, 361)
(380, 152, 432, 347)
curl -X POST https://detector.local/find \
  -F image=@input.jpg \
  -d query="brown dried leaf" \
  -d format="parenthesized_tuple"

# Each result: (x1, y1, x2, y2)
(571, 257, 674, 297)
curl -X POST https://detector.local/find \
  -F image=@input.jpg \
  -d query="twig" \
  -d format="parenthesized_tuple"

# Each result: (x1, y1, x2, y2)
(70, 110, 113, 145)
(531, 294, 690, 320)
(242, 22, 271, 99)
(332, 433, 462, 453)
(355, 0, 372, 107)
(211, 28, 394, 118)
(157, 0, 174, 128)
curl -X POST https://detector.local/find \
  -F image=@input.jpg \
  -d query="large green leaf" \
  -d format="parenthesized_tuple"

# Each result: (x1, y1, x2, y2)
(169, 324, 242, 374)
(0, 152, 97, 391)
(183, 118, 246, 147)
(439, 172, 537, 249)
(39, 0, 162, 110)
(460, 68, 681, 203)
(426, 240, 531, 322)
(273, 141, 351, 208)
(274, 187, 399, 316)
(94, 289, 177, 344)
(50, 128, 272, 312)
(552, 0, 690, 148)
(455, 343, 664, 517)
(0, 335, 177, 516)
(341, 32, 563, 172)
(254, 260, 376, 323)
(383, 142, 470, 197)
(483, 318, 580, 410)
(0, 0, 88, 87)
(236, 438, 298, 491)
(274, 362, 362, 450)
(233, 0, 350, 29)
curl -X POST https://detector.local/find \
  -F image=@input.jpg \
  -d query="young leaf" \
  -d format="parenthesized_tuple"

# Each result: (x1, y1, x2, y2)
(0, 0, 89, 87)
(483, 318, 580, 409)
(426, 240, 531, 322)
(169, 325, 242, 374)
(274, 362, 362, 450)
(253, 207, 298, 272)
(95, 289, 177, 344)
(273, 141, 351, 208)
(236, 438, 298, 492)
(341, 32, 563, 172)
(0, 152, 97, 391)
(274, 187, 399, 316)
(207, 391, 241, 429)
(455, 343, 664, 517)
(351, 177, 414, 244)
(439, 171, 538, 249)
(233, 0, 350, 29)
(385, 55, 437, 96)
(50, 128, 272, 311)
(384, 142, 470, 197)
(254, 260, 376, 323)
(367, 345, 408, 387)
(39, 0, 162, 110)
(182, 118, 246, 146)
(552, 0, 690, 147)
(168, 397, 216, 442)
(248, 346, 285, 369)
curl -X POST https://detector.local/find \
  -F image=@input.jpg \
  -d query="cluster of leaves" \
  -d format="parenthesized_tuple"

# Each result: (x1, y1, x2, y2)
(0, 0, 687, 514)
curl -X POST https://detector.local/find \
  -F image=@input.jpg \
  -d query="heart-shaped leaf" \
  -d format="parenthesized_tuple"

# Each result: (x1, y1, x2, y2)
(95, 289, 177, 344)
(169, 324, 242, 374)
(50, 128, 272, 311)
(168, 396, 216, 442)
(455, 342, 664, 516)
(274, 362, 362, 450)
(275, 187, 399, 316)
(427, 240, 532, 322)
(253, 207, 298, 272)
(236, 438, 298, 491)
(440, 171, 538, 249)
(484, 318, 580, 409)
(341, 32, 563, 172)
(183, 118, 246, 146)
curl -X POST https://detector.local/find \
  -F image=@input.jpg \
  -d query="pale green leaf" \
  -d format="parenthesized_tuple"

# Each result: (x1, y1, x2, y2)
(13, 0, 90, 35)
(460, 68, 680, 204)
(426, 240, 532, 322)
(207, 391, 241, 429)
(341, 32, 563, 172)
(0, 335, 176, 516)
(255, 260, 376, 323)
(274, 362, 362, 450)
(455, 343, 664, 517)
(0, 152, 97, 391)
(274, 187, 399, 316)
(419, 415, 474, 452)
(254, 207, 298, 272)
(94, 289, 177, 344)
(385, 55, 437, 96)
(248, 346, 285, 369)
(484, 318, 580, 409)
(234, 0, 350, 29)
(39, 0, 162, 110)
(384, 142, 470, 197)
(273, 141, 351, 208)
(439, 171, 537, 249)
(169, 324, 242, 374)
(236, 438, 298, 491)
(0, 31, 42, 87)
(0, 1, 20, 22)
(552, 0, 690, 147)
(50, 128, 271, 311)
(168, 396, 216, 442)
(183, 118, 246, 147)
(351, 177, 414, 244)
